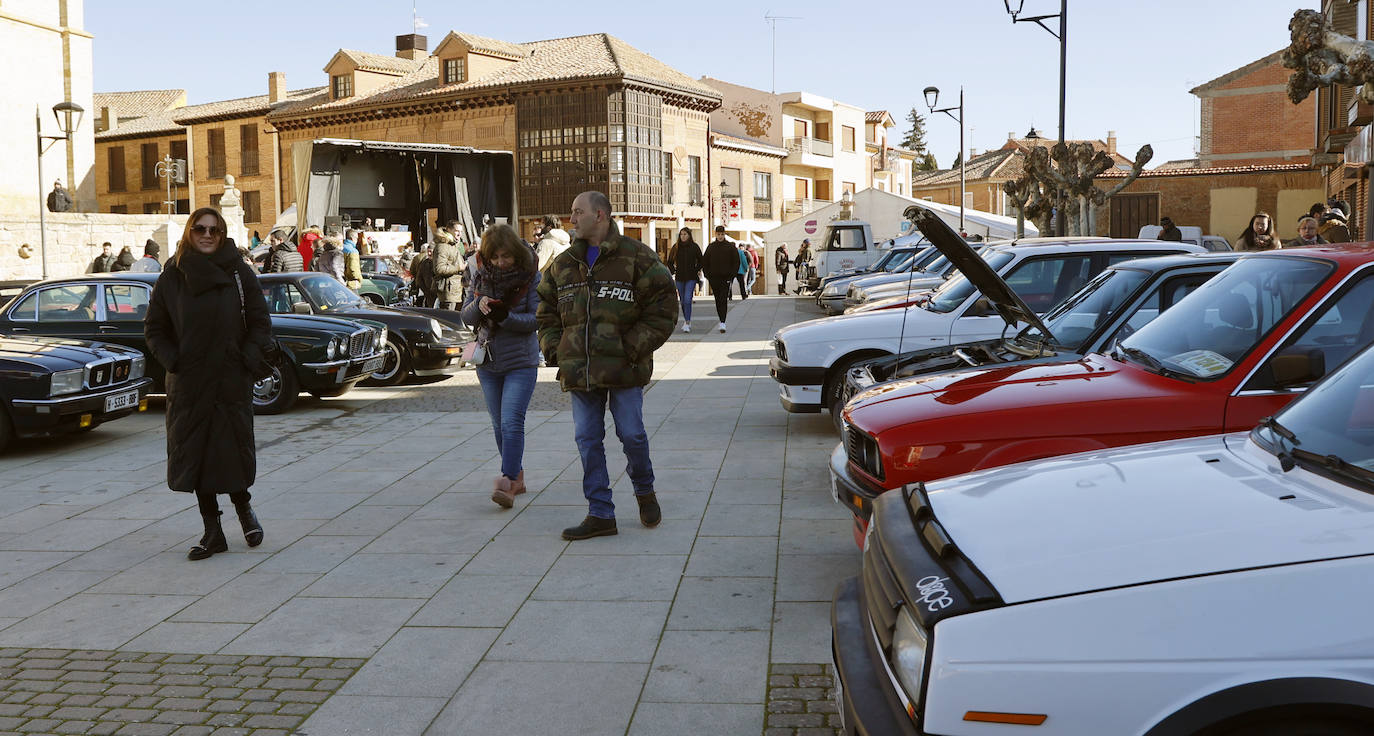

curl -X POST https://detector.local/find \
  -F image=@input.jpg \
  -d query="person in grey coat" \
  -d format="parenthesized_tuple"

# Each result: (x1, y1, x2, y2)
(461, 224, 540, 509)
(432, 229, 464, 309)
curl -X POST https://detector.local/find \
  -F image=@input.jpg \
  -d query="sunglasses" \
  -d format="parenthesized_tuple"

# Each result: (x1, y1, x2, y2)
(191, 225, 223, 235)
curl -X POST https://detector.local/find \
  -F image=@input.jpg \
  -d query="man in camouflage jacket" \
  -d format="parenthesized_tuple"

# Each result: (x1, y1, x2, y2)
(537, 190, 678, 540)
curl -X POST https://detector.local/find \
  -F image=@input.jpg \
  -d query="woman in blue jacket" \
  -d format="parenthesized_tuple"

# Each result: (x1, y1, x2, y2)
(462, 224, 541, 508)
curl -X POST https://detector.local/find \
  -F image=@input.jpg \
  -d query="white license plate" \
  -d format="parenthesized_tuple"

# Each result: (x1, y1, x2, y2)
(104, 389, 138, 413)
(829, 467, 843, 505)
(362, 356, 385, 373)
(832, 651, 847, 732)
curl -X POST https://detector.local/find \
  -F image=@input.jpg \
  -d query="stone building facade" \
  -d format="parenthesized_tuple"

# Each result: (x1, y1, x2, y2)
(1, 0, 95, 216)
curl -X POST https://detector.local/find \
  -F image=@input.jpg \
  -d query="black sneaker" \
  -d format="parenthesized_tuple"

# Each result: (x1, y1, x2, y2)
(636, 493, 661, 528)
(562, 515, 618, 541)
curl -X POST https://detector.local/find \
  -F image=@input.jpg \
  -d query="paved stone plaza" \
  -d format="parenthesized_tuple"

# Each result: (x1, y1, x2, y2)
(0, 296, 858, 736)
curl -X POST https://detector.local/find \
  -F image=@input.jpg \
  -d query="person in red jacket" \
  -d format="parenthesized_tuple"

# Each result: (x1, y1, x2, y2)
(298, 226, 321, 268)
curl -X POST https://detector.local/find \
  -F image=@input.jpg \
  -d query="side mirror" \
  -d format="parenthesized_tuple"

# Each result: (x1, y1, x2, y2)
(291, 301, 313, 315)
(966, 297, 994, 317)
(1271, 350, 1325, 387)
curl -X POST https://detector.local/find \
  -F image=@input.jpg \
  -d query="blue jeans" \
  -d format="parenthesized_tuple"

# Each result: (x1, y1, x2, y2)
(476, 366, 538, 479)
(570, 387, 655, 519)
(675, 280, 697, 322)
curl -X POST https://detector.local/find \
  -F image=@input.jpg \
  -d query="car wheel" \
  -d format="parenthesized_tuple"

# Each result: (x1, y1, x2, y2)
(252, 358, 298, 415)
(362, 293, 384, 305)
(361, 335, 411, 387)
(826, 355, 874, 434)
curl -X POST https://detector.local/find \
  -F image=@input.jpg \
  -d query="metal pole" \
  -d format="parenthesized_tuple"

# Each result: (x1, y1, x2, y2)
(36, 107, 49, 280)
(959, 87, 966, 234)
(1056, 0, 1068, 236)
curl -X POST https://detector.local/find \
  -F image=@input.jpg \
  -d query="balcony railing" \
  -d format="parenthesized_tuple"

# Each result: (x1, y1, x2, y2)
(687, 181, 703, 206)
(753, 198, 773, 220)
(784, 137, 834, 157)
(782, 198, 828, 217)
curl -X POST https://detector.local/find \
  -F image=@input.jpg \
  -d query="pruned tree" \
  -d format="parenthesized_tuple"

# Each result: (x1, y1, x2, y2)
(1283, 9, 1374, 104)
(1002, 141, 1153, 237)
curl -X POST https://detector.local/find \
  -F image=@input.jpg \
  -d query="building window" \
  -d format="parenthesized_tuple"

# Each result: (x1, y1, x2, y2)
(175, 198, 189, 214)
(170, 139, 187, 168)
(109, 204, 127, 214)
(332, 74, 353, 99)
(143, 201, 161, 214)
(688, 155, 701, 205)
(606, 89, 665, 213)
(443, 57, 465, 84)
(664, 152, 675, 204)
(207, 128, 225, 179)
(753, 171, 772, 220)
(721, 167, 741, 197)
(140, 142, 159, 190)
(107, 146, 126, 192)
(240, 124, 259, 176)
(243, 190, 261, 223)
(842, 125, 856, 152)
(515, 89, 610, 216)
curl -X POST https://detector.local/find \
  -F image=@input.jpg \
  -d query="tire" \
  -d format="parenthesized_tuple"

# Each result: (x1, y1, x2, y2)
(1215, 717, 1368, 736)
(826, 355, 875, 434)
(360, 335, 410, 387)
(251, 357, 299, 415)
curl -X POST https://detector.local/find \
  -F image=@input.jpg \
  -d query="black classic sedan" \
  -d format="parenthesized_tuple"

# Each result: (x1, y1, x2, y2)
(0, 334, 152, 451)
(0, 273, 387, 414)
(256, 272, 465, 386)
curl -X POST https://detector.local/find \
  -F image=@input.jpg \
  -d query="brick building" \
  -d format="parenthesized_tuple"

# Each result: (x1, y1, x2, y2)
(93, 90, 188, 215)
(1309, 0, 1374, 240)
(1190, 50, 1315, 168)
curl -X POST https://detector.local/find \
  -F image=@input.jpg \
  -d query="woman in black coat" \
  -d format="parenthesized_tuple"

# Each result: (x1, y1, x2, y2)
(144, 207, 273, 560)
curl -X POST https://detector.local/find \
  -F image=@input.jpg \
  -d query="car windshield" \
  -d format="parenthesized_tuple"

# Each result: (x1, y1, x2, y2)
(1117, 256, 1332, 380)
(909, 247, 942, 272)
(300, 275, 364, 310)
(1025, 268, 1150, 349)
(363, 257, 401, 275)
(1256, 343, 1374, 486)
(925, 250, 1017, 313)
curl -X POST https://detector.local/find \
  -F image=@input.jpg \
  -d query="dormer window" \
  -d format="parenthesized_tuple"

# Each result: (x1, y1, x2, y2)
(443, 57, 465, 84)
(332, 74, 353, 99)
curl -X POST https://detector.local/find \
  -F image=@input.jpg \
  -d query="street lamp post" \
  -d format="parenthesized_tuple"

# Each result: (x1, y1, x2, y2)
(924, 86, 965, 234)
(35, 101, 85, 280)
(1005, 0, 1066, 235)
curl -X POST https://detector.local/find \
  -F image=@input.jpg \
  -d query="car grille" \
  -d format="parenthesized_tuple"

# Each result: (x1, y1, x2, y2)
(112, 359, 131, 384)
(774, 339, 787, 363)
(88, 361, 112, 388)
(846, 425, 883, 481)
(862, 525, 903, 652)
(348, 330, 376, 358)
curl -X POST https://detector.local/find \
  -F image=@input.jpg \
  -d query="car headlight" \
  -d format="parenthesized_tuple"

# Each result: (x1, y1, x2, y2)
(430, 318, 444, 338)
(376, 328, 387, 348)
(325, 339, 338, 360)
(130, 356, 146, 380)
(50, 368, 83, 396)
(822, 284, 841, 296)
(891, 607, 928, 707)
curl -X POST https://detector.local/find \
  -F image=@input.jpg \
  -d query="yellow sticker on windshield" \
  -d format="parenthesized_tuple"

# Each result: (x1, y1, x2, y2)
(1168, 349, 1233, 377)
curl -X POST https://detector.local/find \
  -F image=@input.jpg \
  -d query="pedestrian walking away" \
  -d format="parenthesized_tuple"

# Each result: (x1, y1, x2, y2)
(299, 225, 321, 267)
(667, 227, 703, 332)
(130, 240, 162, 272)
(314, 237, 345, 280)
(90, 242, 116, 273)
(701, 225, 739, 332)
(1236, 212, 1279, 252)
(143, 207, 271, 561)
(462, 224, 541, 509)
(535, 214, 571, 271)
(432, 229, 464, 310)
(774, 243, 790, 294)
(536, 190, 677, 540)
(735, 243, 750, 299)
(342, 229, 363, 290)
(112, 245, 135, 272)
(743, 242, 759, 295)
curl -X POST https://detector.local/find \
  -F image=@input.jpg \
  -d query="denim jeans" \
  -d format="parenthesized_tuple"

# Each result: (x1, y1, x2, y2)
(570, 387, 655, 519)
(675, 279, 697, 322)
(476, 366, 538, 479)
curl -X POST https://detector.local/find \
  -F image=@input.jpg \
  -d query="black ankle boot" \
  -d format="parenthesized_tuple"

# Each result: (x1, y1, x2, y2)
(561, 515, 618, 541)
(188, 511, 228, 561)
(235, 503, 263, 547)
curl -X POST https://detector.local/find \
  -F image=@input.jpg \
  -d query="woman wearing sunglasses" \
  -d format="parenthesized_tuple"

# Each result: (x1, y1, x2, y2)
(145, 207, 274, 560)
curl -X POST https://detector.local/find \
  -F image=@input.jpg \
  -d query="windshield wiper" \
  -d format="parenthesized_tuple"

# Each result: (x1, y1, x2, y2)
(1112, 343, 1193, 380)
(1256, 415, 1300, 472)
(1290, 448, 1374, 489)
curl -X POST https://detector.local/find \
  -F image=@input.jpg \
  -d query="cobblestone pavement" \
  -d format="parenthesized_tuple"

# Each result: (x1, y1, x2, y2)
(0, 295, 858, 735)
(765, 664, 843, 736)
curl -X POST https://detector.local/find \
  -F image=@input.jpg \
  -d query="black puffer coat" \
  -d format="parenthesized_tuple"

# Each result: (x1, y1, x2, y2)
(144, 242, 272, 494)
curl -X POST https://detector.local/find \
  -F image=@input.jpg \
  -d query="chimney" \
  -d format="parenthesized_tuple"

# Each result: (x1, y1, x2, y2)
(97, 106, 115, 134)
(1008, 131, 1015, 141)
(1107, 130, 1117, 154)
(268, 72, 286, 103)
(396, 33, 428, 60)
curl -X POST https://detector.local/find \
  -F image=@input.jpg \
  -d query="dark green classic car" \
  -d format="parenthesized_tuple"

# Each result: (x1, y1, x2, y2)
(0, 273, 387, 414)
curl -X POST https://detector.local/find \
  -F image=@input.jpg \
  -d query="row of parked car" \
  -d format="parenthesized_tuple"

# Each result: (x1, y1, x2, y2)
(772, 209, 1374, 734)
(0, 267, 466, 452)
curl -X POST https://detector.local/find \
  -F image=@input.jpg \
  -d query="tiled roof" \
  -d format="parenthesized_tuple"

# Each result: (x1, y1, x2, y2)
(1098, 162, 1313, 178)
(336, 49, 426, 75)
(1154, 158, 1203, 171)
(92, 89, 184, 119)
(173, 87, 326, 124)
(272, 32, 720, 120)
(439, 31, 527, 60)
(911, 149, 1020, 187)
(710, 130, 786, 156)
(94, 109, 183, 141)
(865, 110, 890, 124)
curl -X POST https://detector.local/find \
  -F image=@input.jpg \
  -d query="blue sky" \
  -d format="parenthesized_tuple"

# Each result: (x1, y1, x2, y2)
(89, 0, 1313, 168)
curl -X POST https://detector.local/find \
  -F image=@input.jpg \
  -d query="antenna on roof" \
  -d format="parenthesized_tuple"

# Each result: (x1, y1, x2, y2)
(411, 0, 428, 34)
(764, 11, 801, 94)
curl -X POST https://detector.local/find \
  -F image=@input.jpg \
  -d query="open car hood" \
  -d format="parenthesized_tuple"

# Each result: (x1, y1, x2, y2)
(907, 206, 1053, 339)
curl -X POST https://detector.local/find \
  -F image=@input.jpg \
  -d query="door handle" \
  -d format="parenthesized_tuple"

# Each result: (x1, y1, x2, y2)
(98, 325, 118, 332)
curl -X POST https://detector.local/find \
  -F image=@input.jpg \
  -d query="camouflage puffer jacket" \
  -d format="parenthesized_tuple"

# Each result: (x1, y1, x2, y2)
(536, 222, 678, 391)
